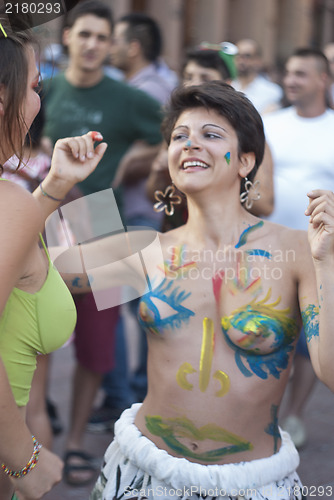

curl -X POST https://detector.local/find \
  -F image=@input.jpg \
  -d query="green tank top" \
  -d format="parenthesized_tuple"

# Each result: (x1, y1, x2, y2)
(0, 235, 77, 406)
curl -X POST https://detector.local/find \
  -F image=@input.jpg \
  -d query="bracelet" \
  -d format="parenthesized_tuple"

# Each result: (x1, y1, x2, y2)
(1, 435, 42, 478)
(39, 182, 64, 202)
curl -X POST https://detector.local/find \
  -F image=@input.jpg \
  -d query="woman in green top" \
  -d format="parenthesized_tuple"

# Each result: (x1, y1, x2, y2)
(0, 14, 107, 500)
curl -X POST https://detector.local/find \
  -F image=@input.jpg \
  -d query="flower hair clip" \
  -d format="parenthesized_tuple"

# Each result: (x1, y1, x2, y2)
(240, 177, 261, 209)
(153, 184, 182, 216)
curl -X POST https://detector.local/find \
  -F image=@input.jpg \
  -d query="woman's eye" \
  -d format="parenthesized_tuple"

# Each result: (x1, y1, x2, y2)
(205, 132, 221, 139)
(172, 134, 188, 141)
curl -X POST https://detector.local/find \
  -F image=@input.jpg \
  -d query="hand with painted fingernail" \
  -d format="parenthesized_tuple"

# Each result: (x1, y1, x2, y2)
(41, 132, 108, 202)
(91, 131, 103, 142)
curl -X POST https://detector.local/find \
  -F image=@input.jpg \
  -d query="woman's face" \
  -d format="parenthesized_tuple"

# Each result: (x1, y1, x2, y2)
(23, 46, 41, 136)
(0, 45, 41, 163)
(168, 107, 240, 195)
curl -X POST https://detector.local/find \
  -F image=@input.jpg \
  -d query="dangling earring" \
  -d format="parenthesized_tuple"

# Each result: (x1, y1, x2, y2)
(153, 184, 182, 216)
(240, 177, 261, 209)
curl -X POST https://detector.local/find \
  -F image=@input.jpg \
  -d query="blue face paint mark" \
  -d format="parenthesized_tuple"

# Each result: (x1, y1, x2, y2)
(265, 405, 280, 453)
(138, 278, 195, 336)
(235, 221, 264, 249)
(224, 152, 231, 165)
(301, 304, 319, 343)
(186, 140, 191, 147)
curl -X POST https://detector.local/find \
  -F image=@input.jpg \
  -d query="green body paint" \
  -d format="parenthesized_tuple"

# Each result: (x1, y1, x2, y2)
(145, 415, 253, 461)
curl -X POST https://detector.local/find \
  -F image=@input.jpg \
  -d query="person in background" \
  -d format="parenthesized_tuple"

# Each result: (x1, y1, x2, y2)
(232, 38, 283, 114)
(42, 0, 163, 486)
(182, 42, 237, 86)
(323, 42, 334, 105)
(262, 47, 334, 448)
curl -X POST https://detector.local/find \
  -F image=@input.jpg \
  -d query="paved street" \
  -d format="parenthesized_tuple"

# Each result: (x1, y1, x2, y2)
(44, 339, 334, 500)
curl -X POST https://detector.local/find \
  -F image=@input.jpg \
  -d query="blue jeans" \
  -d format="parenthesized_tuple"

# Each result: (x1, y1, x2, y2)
(102, 316, 135, 409)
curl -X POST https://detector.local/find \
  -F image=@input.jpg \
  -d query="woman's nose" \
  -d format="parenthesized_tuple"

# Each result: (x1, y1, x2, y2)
(184, 139, 200, 150)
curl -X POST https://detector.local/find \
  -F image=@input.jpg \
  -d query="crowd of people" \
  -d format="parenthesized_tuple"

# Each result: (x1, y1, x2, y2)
(1, 1, 334, 499)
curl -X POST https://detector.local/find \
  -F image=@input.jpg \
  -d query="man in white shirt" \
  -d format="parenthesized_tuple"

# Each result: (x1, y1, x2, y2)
(232, 38, 283, 114)
(263, 47, 334, 447)
(323, 42, 334, 105)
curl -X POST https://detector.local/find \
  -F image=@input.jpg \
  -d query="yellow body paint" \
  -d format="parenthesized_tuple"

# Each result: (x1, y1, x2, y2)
(199, 317, 214, 392)
(176, 317, 231, 396)
(213, 370, 230, 397)
(176, 362, 196, 391)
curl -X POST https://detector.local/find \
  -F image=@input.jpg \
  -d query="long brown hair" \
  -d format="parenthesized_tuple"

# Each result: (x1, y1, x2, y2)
(0, 12, 35, 171)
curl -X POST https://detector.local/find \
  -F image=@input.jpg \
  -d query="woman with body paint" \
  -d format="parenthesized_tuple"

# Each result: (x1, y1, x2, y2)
(90, 82, 334, 500)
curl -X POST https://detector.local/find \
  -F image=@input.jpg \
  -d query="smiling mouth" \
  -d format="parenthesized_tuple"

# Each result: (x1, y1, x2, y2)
(182, 160, 209, 170)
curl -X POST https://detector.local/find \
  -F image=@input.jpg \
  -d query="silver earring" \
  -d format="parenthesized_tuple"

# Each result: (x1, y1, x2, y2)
(240, 177, 261, 209)
(153, 184, 182, 216)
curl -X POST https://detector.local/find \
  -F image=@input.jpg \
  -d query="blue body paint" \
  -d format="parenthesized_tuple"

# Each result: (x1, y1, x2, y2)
(301, 304, 319, 343)
(235, 221, 264, 249)
(221, 292, 298, 379)
(245, 249, 272, 260)
(224, 152, 231, 165)
(71, 277, 82, 288)
(265, 405, 280, 453)
(138, 278, 195, 336)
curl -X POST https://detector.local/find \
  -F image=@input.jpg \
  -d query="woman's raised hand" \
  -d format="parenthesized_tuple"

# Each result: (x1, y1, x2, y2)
(306, 189, 334, 262)
(48, 131, 107, 187)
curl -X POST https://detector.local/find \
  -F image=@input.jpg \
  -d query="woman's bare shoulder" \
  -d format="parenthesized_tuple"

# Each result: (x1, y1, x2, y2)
(0, 180, 42, 232)
(263, 219, 308, 248)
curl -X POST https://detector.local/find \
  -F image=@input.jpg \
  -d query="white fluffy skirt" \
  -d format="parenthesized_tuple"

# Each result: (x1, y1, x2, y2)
(90, 403, 304, 500)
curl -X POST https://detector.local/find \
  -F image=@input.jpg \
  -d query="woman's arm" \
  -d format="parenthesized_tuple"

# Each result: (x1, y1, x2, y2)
(0, 357, 63, 499)
(32, 132, 107, 223)
(53, 229, 164, 296)
(0, 183, 63, 498)
(304, 190, 334, 391)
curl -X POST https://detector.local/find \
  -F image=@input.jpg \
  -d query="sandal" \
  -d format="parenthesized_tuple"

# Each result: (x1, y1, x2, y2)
(63, 450, 101, 486)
